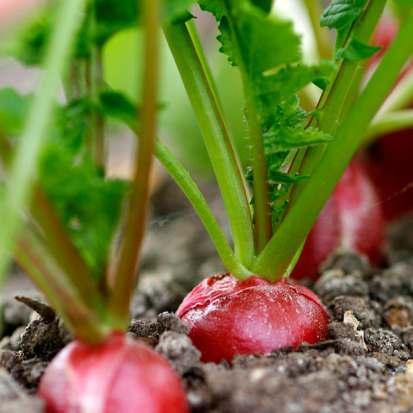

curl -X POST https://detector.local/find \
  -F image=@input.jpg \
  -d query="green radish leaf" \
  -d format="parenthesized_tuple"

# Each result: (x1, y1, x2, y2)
(43, 99, 128, 278)
(336, 38, 381, 61)
(320, 0, 368, 49)
(198, 0, 332, 222)
(0, 89, 127, 278)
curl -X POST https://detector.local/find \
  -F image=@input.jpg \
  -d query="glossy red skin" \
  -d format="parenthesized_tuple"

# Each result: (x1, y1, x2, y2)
(291, 197, 340, 281)
(292, 161, 385, 281)
(38, 333, 189, 413)
(177, 275, 329, 363)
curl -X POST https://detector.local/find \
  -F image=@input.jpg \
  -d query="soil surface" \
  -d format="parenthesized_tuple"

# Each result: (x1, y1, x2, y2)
(1, 182, 413, 412)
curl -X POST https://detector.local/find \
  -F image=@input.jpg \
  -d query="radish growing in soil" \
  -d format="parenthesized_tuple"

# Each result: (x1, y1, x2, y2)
(164, 2, 413, 361)
(0, 0, 412, 407)
(177, 275, 328, 362)
(0, 0, 189, 412)
(39, 334, 188, 413)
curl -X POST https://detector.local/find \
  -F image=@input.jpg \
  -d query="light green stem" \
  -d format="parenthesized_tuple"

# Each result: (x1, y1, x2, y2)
(108, 0, 160, 329)
(0, 0, 86, 283)
(297, 0, 386, 178)
(164, 23, 255, 267)
(15, 229, 108, 343)
(156, 143, 251, 278)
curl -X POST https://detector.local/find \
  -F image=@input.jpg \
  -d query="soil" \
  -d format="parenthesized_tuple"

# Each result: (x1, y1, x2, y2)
(1, 181, 413, 412)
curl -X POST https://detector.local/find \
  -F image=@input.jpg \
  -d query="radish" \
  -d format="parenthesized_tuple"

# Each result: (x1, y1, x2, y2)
(176, 274, 329, 363)
(38, 333, 189, 413)
(292, 161, 385, 281)
(291, 197, 340, 281)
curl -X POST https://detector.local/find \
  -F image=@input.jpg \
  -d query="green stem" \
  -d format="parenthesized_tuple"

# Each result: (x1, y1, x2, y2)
(0, 0, 86, 283)
(223, 0, 272, 252)
(164, 23, 255, 267)
(364, 109, 413, 144)
(291, 0, 386, 197)
(187, 21, 250, 201)
(156, 143, 251, 278)
(254, 12, 413, 279)
(120, 120, 249, 277)
(272, 0, 385, 229)
(245, 86, 272, 252)
(302, 0, 332, 59)
(15, 229, 108, 343)
(108, 0, 160, 329)
(31, 189, 104, 309)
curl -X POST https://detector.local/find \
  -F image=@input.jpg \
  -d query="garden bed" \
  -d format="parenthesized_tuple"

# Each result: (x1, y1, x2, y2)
(1, 207, 413, 413)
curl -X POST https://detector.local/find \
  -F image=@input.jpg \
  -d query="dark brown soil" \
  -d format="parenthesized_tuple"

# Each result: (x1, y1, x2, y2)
(1, 202, 413, 411)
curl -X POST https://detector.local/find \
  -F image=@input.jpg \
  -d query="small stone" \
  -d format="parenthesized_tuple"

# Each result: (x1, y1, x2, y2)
(343, 311, 367, 351)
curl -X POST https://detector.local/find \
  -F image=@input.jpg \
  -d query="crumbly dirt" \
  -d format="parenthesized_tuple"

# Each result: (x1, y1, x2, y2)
(1, 197, 413, 412)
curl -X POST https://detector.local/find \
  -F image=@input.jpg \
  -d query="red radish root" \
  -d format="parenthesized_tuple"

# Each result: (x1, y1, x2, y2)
(38, 333, 189, 413)
(177, 274, 329, 363)
(292, 161, 385, 281)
